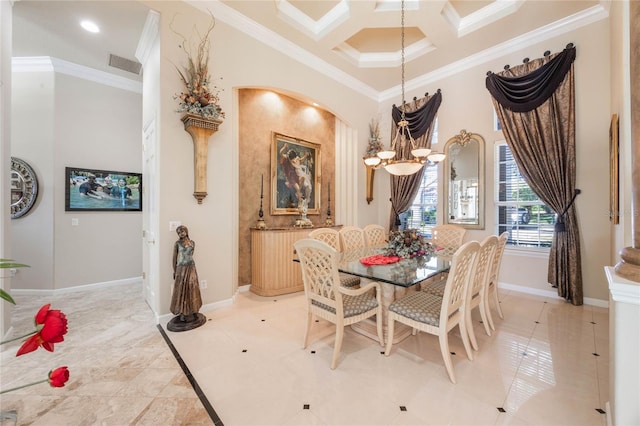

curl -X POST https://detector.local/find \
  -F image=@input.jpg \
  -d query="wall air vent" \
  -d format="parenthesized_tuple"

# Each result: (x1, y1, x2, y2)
(108, 54, 142, 75)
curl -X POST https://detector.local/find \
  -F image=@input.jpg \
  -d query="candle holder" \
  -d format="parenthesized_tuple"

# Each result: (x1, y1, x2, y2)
(256, 174, 267, 229)
(325, 182, 334, 226)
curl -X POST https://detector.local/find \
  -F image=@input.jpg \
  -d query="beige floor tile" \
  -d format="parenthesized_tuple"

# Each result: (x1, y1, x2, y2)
(1, 282, 609, 426)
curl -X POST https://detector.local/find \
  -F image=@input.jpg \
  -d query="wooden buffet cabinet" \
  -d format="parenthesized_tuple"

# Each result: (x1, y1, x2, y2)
(250, 226, 341, 296)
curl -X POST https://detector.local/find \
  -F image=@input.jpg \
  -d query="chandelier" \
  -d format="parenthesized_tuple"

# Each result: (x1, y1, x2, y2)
(363, 0, 444, 176)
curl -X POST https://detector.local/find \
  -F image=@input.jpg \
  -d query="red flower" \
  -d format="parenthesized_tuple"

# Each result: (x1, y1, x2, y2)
(16, 304, 68, 356)
(48, 366, 70, 388)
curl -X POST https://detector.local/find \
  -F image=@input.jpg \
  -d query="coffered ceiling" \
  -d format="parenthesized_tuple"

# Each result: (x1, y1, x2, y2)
(12, 0, 607, 99)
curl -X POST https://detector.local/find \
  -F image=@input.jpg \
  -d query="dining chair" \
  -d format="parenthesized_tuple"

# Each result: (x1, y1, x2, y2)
(294, 239, 384, 369)
(385, 240, 480, 383)
(308, 228, 361, 288)
(308, 228, 342, 251)
(463, 235, 498, 350)
(485, 231, 508, 331)
(430, 224, 467, 256)
(363, 224, 387, 247)
(339, 226, 367, 251)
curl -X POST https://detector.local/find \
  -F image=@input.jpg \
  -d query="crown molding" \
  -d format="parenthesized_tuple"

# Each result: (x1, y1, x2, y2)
(379, 2, 609, 102)
(135, 10, 160, 66)
(12, 57, 142, 94)
(186, 0, 380, 102)
(276, 0, 350, 41)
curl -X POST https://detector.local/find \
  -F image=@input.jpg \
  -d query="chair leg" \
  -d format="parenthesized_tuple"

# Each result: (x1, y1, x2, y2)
(485, 295, 496, 331)
(384, 316, 396, 356)
(303, 311, 313, 348)
(375, 311, 384, 346)
(479, 300, 492, 336)
(466, 309, 479, 351)
(458, 320, 474, 361)
(438, 333, 456, 384)
(331, 325, 344, 369)
(494, 286, 504, 319)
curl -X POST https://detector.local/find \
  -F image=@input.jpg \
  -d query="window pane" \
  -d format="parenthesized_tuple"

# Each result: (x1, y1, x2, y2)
(405, 165, 438, 236)
(495, 143, 552, 248)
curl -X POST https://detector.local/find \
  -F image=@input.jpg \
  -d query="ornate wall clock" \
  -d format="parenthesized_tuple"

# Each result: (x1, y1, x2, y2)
(10, 157, 38, 219)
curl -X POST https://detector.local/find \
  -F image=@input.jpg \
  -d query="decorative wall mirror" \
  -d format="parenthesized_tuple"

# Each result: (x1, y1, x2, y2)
(11, 157, 39, 219)
(443, 130, 485, 229)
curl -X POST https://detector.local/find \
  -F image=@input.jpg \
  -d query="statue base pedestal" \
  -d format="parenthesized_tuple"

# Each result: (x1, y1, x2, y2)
(615, 246, 640, 283)
(167, 313, 207, 332)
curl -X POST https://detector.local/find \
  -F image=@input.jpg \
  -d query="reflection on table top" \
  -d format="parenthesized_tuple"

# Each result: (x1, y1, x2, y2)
(338, 247, 451, 288)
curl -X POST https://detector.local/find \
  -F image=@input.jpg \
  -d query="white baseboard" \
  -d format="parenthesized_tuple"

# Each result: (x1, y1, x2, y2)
(499, 281, 609, 308)
(10, 277, 142, 297)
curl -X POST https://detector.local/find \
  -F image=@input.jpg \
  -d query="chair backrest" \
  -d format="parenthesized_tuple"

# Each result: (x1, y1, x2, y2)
(440, 240, 480, 327)
(308, 228, 342, 251)
(488, 231, 508, 285)
(339, 226, 366, 251)
(294, 239, 342, 310)
(363, 224, 386, 247)
(468, 235, 498, 303)
(432, 225, 467, 256)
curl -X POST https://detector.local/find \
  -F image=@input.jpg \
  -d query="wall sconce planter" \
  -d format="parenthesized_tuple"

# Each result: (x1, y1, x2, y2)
(365, 166, 375, 204)
(181, 113, 223, 204)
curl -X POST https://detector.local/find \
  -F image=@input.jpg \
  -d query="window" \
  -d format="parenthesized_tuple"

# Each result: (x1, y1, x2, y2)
(404, 165, 438, 236)
(403, 121, 439, 236)
(495, 142, 553, 248)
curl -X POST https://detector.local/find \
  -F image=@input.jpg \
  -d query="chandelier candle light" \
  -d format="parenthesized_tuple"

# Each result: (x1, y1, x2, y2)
(363, 0, 445, 176)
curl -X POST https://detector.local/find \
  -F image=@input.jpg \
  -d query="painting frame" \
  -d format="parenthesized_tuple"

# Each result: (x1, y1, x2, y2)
(271, 132, 321, 215)
(609, 113, 619, 224)
(65, 167, 142, 212)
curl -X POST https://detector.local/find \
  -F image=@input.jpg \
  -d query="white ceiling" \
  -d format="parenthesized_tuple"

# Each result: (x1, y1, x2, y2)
(12, 0, 606, 97)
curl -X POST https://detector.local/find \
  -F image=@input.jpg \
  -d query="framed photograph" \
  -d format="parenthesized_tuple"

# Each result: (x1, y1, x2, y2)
(609, 114, 619, 224)
(65, 167, 142, 212)
(271, 133, 321, 215)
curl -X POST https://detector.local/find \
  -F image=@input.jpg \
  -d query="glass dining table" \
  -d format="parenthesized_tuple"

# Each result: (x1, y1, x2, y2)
(337, 247, 452, 344)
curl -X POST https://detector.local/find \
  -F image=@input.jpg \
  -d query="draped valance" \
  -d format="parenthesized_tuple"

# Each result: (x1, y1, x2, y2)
(391, 89, 442, 140)
(486, 46, 576, 113)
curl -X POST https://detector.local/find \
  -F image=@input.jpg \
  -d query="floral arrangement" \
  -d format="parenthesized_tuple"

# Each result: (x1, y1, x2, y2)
(171, 12, 224, 120)
(364, 118, 383, 158)
(382, 229, 436, 258)
(0, 259, 70, 395)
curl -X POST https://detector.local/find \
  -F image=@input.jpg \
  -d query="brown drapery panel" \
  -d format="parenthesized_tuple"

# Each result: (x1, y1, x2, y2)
(486, 45, 582, 305)
(388, 90, 442, 231)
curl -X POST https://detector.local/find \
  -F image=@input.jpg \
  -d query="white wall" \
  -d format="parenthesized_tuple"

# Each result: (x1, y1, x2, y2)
(10, 63, 143, 291)
(1, 0, 14, 337)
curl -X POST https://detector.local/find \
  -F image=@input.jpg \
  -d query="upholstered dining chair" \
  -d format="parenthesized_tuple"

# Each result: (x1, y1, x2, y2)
(308, 228, 360, 288)
(385, 240, 480, 383)
(294, 239, 384, 369)
(485, 231, 509, 331)
(430, 224, 467, 257)
(363, 224, 387, 247)
(339, 226, 367, 251)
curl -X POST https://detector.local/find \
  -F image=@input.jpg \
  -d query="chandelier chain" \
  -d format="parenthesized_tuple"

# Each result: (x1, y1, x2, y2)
(400, 0, 406, 119)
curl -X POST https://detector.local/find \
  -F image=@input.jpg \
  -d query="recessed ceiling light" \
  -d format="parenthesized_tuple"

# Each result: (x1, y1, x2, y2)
(80, 20, 100, 33)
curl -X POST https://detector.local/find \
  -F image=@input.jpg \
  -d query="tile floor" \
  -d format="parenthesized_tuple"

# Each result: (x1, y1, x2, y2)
(1, 282, 609, 426)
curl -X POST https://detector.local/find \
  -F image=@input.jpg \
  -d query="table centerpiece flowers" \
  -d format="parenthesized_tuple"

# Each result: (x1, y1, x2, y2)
(382, 229, 436, 259)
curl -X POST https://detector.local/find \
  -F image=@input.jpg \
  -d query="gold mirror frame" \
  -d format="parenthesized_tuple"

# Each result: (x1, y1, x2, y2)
(443, 130, 485, 230)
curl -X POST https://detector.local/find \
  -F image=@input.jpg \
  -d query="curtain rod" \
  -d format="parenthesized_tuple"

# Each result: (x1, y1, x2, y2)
(486, 43, 574, 76)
